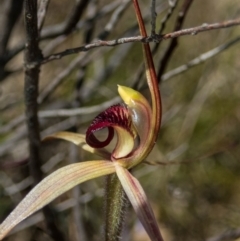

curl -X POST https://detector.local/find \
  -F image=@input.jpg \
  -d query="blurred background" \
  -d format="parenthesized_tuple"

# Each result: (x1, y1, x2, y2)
(0, 0, 240, 240)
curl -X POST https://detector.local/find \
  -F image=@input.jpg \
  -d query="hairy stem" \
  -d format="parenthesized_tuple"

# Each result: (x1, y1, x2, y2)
(104, 174, 128, 241)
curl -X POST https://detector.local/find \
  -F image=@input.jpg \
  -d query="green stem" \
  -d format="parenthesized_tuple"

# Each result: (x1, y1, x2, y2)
(104, 174, 128, 241)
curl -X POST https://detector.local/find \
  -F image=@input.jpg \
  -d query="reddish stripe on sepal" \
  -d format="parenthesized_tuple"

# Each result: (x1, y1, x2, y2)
(86, 104, 134, 149)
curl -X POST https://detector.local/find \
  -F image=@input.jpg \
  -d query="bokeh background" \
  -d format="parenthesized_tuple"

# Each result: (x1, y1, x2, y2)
(0, 0, 240, 240)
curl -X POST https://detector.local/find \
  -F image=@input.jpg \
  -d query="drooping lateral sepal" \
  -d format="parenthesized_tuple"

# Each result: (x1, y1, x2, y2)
(86, 104, 136, 159)
(115, 165, 164, 241)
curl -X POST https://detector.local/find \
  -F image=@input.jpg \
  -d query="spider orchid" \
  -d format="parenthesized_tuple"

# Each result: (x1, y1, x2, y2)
(0, 0, 163, 240)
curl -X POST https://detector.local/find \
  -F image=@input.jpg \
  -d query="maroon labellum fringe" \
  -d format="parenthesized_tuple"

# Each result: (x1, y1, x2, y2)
(86, 104, 134, 148)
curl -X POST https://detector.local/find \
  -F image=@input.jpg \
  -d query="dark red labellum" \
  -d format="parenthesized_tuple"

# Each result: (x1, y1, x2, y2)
(86, 104, 133, 148)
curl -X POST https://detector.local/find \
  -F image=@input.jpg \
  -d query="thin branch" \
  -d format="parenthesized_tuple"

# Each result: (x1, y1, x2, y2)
(37, 54, 87, 103)
(161, 36, 240, 81)
(157, 0, 179, 35)
(183, 74, 226, 143)
(144, 141, 238, 166)
(63, 0, 89, 35)
(1, 153, 65, 196)
(150, 0, 157, 35)
(4, 3, 239, 72)
(0, 115, 25, 134)
(161, 18, 240, 39)
(0, 0, 24, 80)
(80, 42, 133, 101)
(206, 229, 240, 241)
(39, 0, 89, 39)
(38, 17, 240, 65)
(37, 0, 50, 31)
(3, 0, 120, 66)
(98, 0, 131, 40)
(39, 1, 132, 104)
(150, 0, 179, 69)
(24, 0, 43, 184)
(0, 96, 119, 137)
(0, 125, 27, 157)
(40, 37, 137, 64)
(42, 0, 120, 39)
(24, 1, 65, 240)
(0, 171, 23, 204)
(38, 96, 120, 118)
(157, 0, 194, 80)
(0, 0, 24, 55)
(83, 0, 97, 44)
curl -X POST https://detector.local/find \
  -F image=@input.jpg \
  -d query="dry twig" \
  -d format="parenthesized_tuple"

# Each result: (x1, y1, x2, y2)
(24, 1, 65, 240)
(157, 0, 194, 80)
(38, 17, 240, 65)
(206, 228, 240, 241)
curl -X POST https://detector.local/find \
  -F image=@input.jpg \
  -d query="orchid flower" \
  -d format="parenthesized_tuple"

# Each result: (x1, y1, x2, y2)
(0, 1, 163, 240)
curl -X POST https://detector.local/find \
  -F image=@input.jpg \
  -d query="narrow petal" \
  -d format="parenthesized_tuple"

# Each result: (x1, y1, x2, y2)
(86, 104, 136, 159)
(43, 132, 111, 159)
(115, 165, 164, 241)
(0, 161, 115, 240)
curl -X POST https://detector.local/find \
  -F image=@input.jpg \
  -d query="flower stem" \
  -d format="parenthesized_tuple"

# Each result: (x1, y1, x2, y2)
(104, 174, 128, 241)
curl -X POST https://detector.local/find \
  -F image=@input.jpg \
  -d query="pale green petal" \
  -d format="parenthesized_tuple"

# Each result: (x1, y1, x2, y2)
(0, 161, 115, 240)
